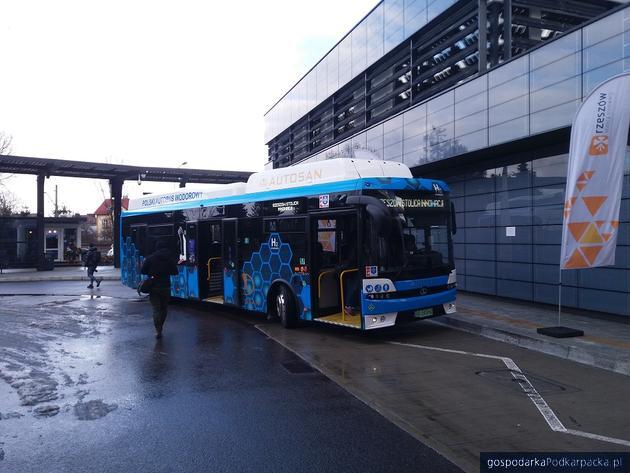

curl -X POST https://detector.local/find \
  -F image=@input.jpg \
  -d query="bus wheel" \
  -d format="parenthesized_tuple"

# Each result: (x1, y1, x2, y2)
(274, 285, 297, 329)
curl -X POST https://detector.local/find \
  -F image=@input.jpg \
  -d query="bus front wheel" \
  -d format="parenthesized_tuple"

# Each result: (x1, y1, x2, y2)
(273, 285, 298, 329)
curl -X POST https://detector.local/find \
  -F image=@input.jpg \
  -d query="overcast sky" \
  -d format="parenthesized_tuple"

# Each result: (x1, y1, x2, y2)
(0, 0, 376, 214)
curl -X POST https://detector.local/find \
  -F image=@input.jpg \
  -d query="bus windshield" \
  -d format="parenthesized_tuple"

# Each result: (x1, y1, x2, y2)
(365, 190, 453, 277)
(400, 211, 450, 269)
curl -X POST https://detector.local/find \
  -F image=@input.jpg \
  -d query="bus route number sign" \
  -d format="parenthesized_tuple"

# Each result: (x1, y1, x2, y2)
(365, 266, 378, 277)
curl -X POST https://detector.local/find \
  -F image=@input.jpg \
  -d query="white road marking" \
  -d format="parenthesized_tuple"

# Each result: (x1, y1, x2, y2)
(387, 340, 630, 447)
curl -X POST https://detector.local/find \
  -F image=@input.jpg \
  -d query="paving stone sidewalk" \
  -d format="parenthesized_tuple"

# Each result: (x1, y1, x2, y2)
(0, 265, 120, 282)
(434, 292, 630, 375)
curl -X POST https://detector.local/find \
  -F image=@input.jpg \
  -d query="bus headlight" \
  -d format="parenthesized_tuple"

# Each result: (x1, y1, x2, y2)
(447, 269, 457, 285)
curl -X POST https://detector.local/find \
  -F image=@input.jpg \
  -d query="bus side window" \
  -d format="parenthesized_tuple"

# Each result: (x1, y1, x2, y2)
(146, 224, 176, 255)
(209, 223, 221, 257)
(239, 218, 263, 263)
(130, 225, 147, 255)
(186, 223, 197, 265)
(317, 219, 337, 268)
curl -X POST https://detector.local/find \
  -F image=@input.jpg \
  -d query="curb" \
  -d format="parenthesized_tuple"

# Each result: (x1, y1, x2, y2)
(431, 314, 630, 377)
(0, 276, 120, 283)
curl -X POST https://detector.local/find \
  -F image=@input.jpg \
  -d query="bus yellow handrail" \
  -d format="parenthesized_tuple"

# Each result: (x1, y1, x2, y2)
(339, 268, 358, 321)
(317, 269, 336, 298)
(207, 257, 222, 281)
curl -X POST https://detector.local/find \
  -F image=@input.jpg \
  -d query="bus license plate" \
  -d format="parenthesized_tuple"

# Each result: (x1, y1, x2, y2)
(414, 308, 433, 318)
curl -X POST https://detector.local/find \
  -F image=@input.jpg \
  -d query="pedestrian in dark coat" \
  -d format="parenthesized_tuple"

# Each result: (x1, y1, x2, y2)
(85, 243, 102, 289)
(141, 240, 179, 339)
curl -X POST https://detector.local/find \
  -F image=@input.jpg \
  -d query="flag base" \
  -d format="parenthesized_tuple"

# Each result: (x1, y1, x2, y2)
(537, 326, 584, 338)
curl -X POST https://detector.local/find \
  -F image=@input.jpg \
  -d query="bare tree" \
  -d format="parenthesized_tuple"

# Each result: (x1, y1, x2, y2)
(0, 132, 17, 214)
(0, 190, 19, 216)
(0, 131, 11, 155)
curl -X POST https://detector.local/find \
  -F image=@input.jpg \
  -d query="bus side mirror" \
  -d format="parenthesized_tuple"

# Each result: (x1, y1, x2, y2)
(450, 202, 457, 235)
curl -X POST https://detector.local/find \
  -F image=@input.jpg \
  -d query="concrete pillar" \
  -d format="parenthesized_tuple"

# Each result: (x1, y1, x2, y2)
(109, 178, 123, 269)
(36, 174, 45, 270)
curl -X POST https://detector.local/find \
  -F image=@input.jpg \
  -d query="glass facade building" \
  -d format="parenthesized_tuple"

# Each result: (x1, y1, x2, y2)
(265, 1, 630, 316)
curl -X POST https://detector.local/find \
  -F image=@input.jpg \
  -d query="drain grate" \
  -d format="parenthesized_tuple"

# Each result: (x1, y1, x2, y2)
(282, 360, 316, 374)
(476, 369, 579, 395)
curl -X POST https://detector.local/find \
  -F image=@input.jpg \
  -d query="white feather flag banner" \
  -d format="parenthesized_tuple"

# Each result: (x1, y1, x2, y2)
(560, 73, 630, 269)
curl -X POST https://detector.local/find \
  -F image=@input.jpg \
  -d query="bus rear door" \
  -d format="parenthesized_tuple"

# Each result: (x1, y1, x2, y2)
(222, 218, 240, 306)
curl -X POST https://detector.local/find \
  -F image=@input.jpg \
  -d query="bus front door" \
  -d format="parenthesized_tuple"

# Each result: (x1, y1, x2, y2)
(200, 220, 223, 302)
(310, 212, 360, 328)
(222, 218, 240, 306)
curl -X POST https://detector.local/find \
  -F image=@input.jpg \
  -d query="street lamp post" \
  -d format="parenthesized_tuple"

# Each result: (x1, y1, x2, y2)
(175, 161, 187, 189)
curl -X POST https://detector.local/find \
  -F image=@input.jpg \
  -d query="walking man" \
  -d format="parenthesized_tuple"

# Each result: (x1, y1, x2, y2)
(85, 243, 102, 289)
(141, 240, 179, 339)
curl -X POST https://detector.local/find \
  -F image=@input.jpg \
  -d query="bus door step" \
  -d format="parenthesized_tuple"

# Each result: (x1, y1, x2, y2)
(316, 312, 361, 328)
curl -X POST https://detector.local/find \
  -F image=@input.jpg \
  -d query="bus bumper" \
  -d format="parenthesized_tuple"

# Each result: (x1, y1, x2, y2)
(362, 288, 457, 315)
(361, 288, 457, 329)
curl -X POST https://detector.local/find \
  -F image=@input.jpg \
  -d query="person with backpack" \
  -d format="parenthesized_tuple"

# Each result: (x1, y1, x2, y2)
(85, 243, 102, 289)
(141, 240, 179, 339)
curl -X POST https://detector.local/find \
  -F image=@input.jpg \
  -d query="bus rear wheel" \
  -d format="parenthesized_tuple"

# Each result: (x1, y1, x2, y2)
(273, 285, 298, 329)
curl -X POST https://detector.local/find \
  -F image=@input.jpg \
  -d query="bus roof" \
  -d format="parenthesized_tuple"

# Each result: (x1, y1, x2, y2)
(125, 159, 448, 216)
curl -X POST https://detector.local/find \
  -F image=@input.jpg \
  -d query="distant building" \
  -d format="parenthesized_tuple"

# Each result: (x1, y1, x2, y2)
(93, 197, 129, 243)
(0, 215, 86, 267)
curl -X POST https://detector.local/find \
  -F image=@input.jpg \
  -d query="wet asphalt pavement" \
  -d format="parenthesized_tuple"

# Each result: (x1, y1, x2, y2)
(0, 281, 460, 473)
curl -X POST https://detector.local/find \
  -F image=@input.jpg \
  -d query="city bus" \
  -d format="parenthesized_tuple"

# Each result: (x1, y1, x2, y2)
(120, 158, 457, 330)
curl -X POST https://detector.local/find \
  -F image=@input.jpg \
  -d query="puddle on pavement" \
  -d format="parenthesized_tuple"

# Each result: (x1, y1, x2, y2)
(0, 293, 119, 421)
(73, 399, 117, 420)
(0, 375, 23, 418)
(33, 404, 60, 417)
(16, 379, 59, 406)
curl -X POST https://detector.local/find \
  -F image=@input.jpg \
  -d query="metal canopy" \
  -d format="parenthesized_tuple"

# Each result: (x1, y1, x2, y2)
(0, 155, 253, 184)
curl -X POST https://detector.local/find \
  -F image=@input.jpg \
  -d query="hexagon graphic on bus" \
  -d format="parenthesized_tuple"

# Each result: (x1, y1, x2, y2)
(240, 233, 311, 319)
(121, 236, 144, 289)
(224, 269, 237, 305)
(170, 265, 199, 299)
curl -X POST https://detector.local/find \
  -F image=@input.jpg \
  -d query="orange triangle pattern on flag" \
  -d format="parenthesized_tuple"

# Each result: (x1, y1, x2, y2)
(580, 224, 604, 244)
(563, 197, 577, 217)
(582, 196, 607, 216)
(564, 249, 589, 269)
(568, 222, 589, 241)
(602, 233, 612, 242)
(581, 246, 603, 264)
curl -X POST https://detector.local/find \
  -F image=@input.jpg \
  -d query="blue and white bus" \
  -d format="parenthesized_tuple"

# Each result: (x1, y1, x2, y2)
(121, 159, 457, 330)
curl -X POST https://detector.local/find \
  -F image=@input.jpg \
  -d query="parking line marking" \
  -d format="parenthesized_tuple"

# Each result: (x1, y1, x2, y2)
(387, 341, 630, 447)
